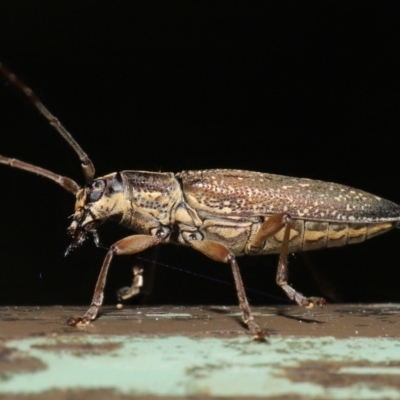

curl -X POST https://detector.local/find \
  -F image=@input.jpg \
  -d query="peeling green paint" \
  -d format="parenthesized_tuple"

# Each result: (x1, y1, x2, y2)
(0, 335, 399, 398)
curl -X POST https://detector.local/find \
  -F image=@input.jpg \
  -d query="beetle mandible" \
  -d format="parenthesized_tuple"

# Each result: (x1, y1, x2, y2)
(1, 62, 400, 340)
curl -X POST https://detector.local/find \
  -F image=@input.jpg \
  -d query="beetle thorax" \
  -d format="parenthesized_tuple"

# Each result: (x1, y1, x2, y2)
(118, 171, 183, 233)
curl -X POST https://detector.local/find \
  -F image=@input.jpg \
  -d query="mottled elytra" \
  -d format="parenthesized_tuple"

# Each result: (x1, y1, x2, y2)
(1, 62, 400, 340)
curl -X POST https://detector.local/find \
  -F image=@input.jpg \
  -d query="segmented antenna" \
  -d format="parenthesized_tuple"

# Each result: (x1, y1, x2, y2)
(0, 61, 95, 185)
(0, 155, 80, 194)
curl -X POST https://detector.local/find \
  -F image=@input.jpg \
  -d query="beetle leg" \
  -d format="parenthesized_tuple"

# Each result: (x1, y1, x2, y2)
(249, 213, 289, 252)
(190, 239, 266, 340)
(274, 215, 325, 308)
(249, 214, 325, 308)
(118, 247, 159, 302)
(117, 265, 144, 301)
(67, 234, 160, 327)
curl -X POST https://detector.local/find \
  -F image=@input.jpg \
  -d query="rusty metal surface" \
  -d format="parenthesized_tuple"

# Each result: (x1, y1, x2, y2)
(0, 304, 399, 399)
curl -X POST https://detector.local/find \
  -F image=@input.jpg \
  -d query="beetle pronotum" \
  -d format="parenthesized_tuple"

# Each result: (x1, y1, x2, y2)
(1, 62, 400, 340)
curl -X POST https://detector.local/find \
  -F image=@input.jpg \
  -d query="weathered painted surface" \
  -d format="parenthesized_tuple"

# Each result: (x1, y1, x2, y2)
(0, 335, 400, 398)
(0, 305, 399, 399)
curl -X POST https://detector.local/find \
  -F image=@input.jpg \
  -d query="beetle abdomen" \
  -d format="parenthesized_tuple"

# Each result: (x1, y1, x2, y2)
(261, 219, 397, 254)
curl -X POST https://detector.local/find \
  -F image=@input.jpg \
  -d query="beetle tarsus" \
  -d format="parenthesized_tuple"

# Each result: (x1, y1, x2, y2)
(304, 297, 326, 308)
(66, 316, 91, 327)
(247, 321, 268, 341)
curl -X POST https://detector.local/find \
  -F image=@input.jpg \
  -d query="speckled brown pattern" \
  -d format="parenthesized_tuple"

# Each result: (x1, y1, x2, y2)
(179, 169, 400, 223)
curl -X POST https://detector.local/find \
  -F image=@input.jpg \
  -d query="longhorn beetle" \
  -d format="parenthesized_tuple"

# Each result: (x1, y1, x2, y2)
(1, 62, 400, 340)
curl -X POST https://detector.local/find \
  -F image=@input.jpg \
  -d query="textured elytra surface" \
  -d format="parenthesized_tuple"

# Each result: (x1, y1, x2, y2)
(179, 169, 400, 223)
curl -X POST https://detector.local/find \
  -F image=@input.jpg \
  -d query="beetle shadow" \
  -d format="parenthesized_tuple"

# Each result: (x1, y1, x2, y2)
(275, 309, 325, 325)
(208, 305, 325, 336)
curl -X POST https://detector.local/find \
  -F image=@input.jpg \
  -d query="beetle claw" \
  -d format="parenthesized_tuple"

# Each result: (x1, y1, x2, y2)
(305, 297, 326, 308)
(66, 316, 91, 327)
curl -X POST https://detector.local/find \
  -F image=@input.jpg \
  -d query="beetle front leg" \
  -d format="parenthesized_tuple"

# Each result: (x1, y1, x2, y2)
(250, 213, 325, 308)
(67, 235, 160, 327)
(190, 240, 265, 340)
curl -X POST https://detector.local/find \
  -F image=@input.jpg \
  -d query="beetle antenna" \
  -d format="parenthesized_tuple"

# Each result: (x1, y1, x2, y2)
(0, 155, 80, 194)
(0, 61, 95, 184)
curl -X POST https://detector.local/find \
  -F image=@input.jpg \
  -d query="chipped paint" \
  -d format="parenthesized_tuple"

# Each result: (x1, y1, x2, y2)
(1, 335, 400, 398)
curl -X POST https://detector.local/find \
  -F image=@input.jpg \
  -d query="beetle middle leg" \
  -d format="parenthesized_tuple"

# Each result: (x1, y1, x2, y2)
(67, 234, 160, 326)
(117, 247, 159, 303)
(190, 239, 265, 340)
(117, 265, 144, 302)
(250, 213, 325, 308)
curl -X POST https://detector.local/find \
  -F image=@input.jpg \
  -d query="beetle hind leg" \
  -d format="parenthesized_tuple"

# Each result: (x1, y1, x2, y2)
(250, 213, 325, 308)
(275, 216, 325, 308)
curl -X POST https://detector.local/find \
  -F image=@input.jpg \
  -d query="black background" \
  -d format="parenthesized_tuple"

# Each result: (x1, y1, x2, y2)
(0, 1, 399, 308)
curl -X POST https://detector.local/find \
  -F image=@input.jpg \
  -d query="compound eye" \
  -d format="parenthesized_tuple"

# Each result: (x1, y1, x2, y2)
(87, 180, 106, 203)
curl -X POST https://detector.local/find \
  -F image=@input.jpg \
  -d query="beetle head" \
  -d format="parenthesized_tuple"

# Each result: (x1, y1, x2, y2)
(66, 173, 125, 254)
